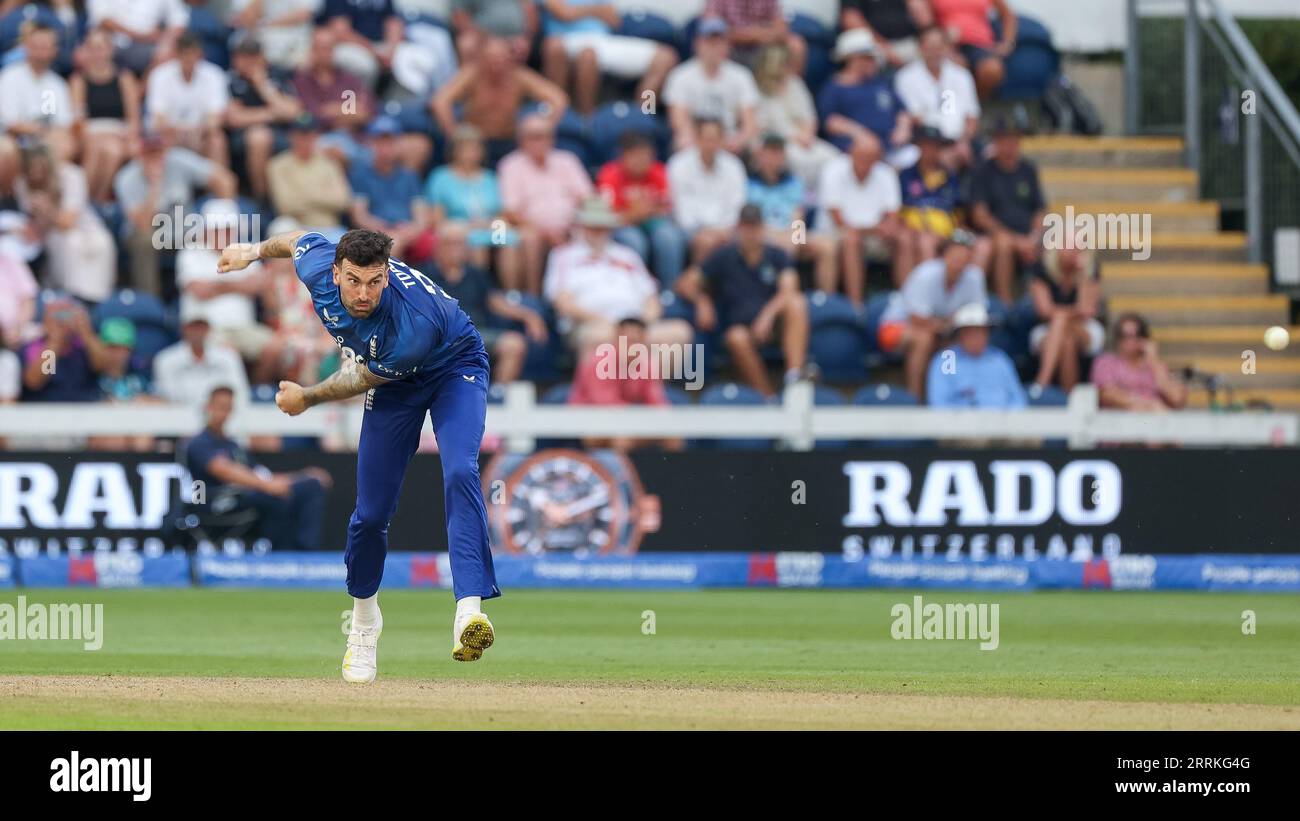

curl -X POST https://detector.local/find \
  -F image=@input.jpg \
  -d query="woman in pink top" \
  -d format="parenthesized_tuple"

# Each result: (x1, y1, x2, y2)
(928, 0, 1017, 100)
(1090, 313, 1188, 411)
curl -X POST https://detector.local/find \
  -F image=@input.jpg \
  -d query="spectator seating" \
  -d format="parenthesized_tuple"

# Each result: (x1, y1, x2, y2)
(588, 101, 672, 165)
(853, 382, 924, 447)
(807, 291, 868, 383)
(663, 384, 694, 406)
(620, 11, 679, 51)
(812, 383, 850, 448)
(786, 11, 834, 96)
(993, 14, 1060, 101)
(92, 289, 177, 371)
(695, 382, 774, 449)
(1025, 383, 1069, 407)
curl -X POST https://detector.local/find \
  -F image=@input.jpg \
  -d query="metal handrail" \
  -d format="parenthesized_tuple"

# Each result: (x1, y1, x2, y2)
(1126, 0, 1300, 265)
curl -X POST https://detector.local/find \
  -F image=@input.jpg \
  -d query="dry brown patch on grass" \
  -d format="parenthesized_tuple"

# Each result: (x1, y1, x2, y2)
(2, 676, 1298, 730)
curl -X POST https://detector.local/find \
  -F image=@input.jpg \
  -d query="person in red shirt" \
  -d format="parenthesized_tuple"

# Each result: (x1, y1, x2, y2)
(598, 130, 688, 288)
(569, 316, 684, 452)
(929, 0, 1017, 100)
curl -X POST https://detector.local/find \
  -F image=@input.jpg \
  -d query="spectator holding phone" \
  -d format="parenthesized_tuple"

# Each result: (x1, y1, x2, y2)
(1091, 313, 1188, 411)
(20, 298, 111, 402)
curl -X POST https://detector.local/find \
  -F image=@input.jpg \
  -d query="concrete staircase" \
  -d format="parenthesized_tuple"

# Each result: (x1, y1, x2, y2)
(1023, 135, 1298, 410)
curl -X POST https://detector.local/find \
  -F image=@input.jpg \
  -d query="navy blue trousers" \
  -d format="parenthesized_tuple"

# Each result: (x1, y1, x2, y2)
(344, 344, 500, 601)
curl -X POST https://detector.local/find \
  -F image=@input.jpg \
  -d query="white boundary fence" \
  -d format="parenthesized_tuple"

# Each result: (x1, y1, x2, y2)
(0, 383, 1293, 450)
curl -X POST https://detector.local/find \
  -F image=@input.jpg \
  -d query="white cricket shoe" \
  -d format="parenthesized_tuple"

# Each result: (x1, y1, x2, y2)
(452, 612, 494, 662)
(342, 615, 382, 683)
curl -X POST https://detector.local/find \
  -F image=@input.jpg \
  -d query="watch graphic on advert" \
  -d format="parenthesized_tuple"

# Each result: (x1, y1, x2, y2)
(482, 449, 661, 557)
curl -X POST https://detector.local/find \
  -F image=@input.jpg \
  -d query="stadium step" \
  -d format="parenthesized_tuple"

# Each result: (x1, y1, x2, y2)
(1046, 200, 1219, 233)
(1105, 294, 1289, 325)
(1169, 355, 1300, 388)
(1022, 135, 1185, 168)
(1040, 167, 1198, 202)
(1100, 262, 1269, 295)
(1154, 325, 1300, 357)
(1187, 387, 1300, 410)
(1094, 232, 1248, 263)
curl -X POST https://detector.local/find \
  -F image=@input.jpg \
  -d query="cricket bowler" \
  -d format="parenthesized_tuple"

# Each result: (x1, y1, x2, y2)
(217, 228, 500, 682)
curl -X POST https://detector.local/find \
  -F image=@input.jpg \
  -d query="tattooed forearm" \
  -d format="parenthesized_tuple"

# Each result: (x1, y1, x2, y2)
(255, 230, 309, 260)
(301, 365, 389, 408)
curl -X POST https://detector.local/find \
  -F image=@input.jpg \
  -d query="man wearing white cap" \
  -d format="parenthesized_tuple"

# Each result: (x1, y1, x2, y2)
(926, 301, 1026, 409)
(152, 301, 251, 410)
(662, 17, 759, 154)
(879, 228, 985, 399)
(544, 197, 693, 354)
(818, 28, 912, 158)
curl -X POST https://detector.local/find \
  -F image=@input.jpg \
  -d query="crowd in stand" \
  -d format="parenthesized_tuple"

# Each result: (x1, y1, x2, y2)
(0, 0, 1188, 452)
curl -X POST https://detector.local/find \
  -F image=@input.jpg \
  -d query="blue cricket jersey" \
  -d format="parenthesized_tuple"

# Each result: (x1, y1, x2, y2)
(291, 231, 481, 385)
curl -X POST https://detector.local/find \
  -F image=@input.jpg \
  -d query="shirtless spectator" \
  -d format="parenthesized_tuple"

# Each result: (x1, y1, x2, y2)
(432, 35, 569, 167)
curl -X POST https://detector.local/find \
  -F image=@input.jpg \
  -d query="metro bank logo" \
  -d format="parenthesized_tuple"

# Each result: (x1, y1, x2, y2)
(1082, 558, 1113, 589)
(68, 557, 98, 586)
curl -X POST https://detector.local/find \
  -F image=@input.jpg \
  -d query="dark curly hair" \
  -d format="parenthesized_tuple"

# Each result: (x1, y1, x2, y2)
(334, 229, 394, 268)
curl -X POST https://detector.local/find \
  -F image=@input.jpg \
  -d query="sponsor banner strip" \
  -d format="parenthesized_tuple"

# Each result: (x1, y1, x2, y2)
(180, 552, 1300, 592)
(9, 552, 1300, 591)
(15, 554, 191, 588)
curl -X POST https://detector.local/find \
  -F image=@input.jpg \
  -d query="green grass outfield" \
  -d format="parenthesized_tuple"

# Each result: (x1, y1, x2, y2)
(2, 588, 1299, 729)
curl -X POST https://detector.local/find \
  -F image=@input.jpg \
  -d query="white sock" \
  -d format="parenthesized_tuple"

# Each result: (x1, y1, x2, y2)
(455, 596, 481, 621)
(352, 594, 380, 631)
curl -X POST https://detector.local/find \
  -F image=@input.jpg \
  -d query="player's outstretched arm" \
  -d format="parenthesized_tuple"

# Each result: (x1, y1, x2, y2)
(217, 229, 310, 273)
(275, 366, 391, 416)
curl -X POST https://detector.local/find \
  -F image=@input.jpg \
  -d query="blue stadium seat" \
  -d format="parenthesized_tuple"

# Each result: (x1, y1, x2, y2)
(659, 289, 694, 323)
(486, 383, 508, 405)
(663, 384, 695, 406)
(808, 291, 868, 383)
(861, 291, 901, 363)
(810, 325, 868, 383)
(813, 384, 845, 405)
(785, 13, 834, 47)
(620, 11, 678, 48)
(677, 16, 701, 60)
(540, 383, 572, 405)
(852, 383, 924, 448)
(807, 290, 859, 326)
(1025, 383, 1069, 407)
(1025, 383, 1069, 448)
(92, 289, 168, 327)
(992, 15, 1060, 101)
(985, 294, 1018, 357)
(251, 384, 277, 403)
(695, 382, 774, 449)
(852, 383, 919, 407)
(92, 289, 176, 370)
(587, 101, 670, 166)
(812, 384, 850, 449)
(786, 12, 835, 95)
